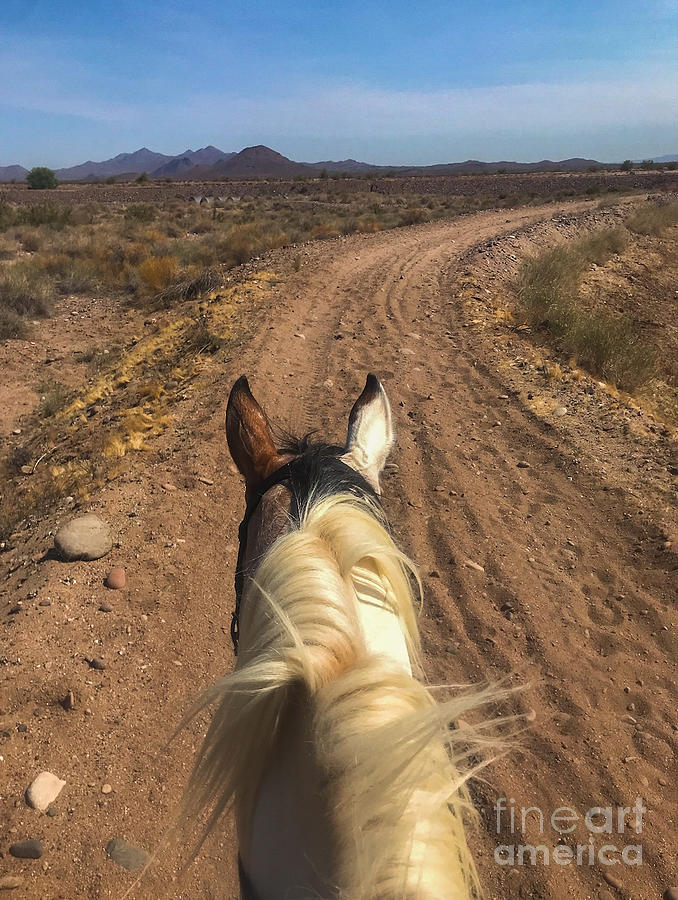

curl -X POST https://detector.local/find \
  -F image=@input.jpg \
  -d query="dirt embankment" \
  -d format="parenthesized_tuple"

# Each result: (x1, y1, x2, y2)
(0, 198, 675, 899)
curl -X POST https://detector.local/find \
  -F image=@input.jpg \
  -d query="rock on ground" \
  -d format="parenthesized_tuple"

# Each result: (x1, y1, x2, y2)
(9, 840, 43, 859)
(105, 838, 150, 871)
(104, 566, 126, 589)
(54, 513, 113, 561)
(26, 771, 66, 811)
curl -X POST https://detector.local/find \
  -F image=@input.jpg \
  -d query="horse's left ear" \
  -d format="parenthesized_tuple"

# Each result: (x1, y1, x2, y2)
(226, 376, 284, 498)
(342, 374, 394, 494)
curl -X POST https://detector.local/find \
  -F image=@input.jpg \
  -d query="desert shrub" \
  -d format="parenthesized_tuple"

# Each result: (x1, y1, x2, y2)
(577, 226, 629, 264)
(399, 207, 428, 226)
(625, 200, 678, 236)
(137, 255, 179, 292)
(0, 264, 52, 317)
(355, 214, 381, 233)
(151, 268, 220, 309)
(311, 222, 340, 240)
(16, 203, 72, 229)
(37, 379, 70, 417)
(55, 260, 100, 295)
(125, 203, 155, 222)
(26, 167, 58, 189)
(517, 229, 657, 391)
(20, 229, 43, 252)
(218, 223, 288, 266)
(0, 199, 17, 230)
(0, 306, 26, 339)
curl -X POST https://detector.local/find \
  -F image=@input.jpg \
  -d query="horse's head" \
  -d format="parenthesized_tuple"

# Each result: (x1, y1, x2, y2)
(225, 374, 395, 624)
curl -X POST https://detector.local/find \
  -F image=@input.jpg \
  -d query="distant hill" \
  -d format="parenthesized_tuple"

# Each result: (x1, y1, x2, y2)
(0, 164, 28, 181)
(54, 148, 177, 181)
(151, 146, 234, 177)
(203, 145, 317, 179)
(3, 145, 678, 183)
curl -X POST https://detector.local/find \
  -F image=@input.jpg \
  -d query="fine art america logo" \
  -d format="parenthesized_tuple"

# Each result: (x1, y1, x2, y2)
(494, 797, 646, 868)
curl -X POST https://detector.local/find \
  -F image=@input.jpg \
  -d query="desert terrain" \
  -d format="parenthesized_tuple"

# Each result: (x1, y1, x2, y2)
(0, 186, 676, 899)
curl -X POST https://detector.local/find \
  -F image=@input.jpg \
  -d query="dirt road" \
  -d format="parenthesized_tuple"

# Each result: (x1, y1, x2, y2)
(1, 200, 675, 899)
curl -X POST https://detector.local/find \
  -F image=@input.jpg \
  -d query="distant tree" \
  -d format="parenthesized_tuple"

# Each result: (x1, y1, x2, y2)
(640, 159, 654, 170)
(620, 160, 634, 172)
(26, 166, 58, 189)
(136, 171, 149, 183)
(319, 168, 329, 179)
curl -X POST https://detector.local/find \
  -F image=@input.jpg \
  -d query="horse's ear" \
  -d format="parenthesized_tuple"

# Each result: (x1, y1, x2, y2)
(226, 376, 283, 495)
(342, 373, 394, 494)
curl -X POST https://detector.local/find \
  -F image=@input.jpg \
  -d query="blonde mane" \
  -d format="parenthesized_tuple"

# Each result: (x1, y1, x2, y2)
(183, 491, 507, 899)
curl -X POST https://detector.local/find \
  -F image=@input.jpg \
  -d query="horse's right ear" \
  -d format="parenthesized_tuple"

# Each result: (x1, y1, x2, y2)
(226, 376, 283, 496)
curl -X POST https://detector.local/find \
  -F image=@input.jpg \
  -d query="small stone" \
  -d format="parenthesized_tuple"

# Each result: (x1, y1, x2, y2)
(104, 567, 126, 590)
(553, 406, 568, 416)
(26, 771, 66, 811)
(464, 559, 485, 573)
(105, 838, 150, 871)
(0, 875, 24, 890)
(101, 783, 112, 794)
(54, 514, 112, 562)
(161, 482, 177, 492)
(61, 691, 75, 711)
(516, 460, 530, 469)
(46, 807, 57, 817)
(524, 708, 537, 722)
(88, 657, 106, 670)
(198, 475, 214, 485)
(16, 723, 28, 733)
(99, 602, 113, 613)
(9, 840, 43, 859)
(602, 870, 624, 890)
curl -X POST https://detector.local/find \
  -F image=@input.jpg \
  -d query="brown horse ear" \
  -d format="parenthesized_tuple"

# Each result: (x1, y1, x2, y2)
(226, 376, 283, 495)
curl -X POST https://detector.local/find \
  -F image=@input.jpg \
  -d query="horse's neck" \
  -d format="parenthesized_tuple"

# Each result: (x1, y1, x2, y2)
(240, 696, 337, 900)
(241, 562, 412, 899)
(352, 560, 412, 675)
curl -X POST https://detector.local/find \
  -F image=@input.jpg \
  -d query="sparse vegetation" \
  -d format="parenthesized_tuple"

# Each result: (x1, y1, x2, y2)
(518, 225, 657, 391)
(624, 199, 678, 236)
(37, 379, 70, 417)
(26, 167, 58, 190)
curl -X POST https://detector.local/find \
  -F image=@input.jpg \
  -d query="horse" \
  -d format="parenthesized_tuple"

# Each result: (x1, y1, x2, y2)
(181, 373, 507, 899)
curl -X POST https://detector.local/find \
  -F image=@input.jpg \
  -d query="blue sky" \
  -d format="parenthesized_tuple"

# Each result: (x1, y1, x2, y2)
(1, 0, 676, 167)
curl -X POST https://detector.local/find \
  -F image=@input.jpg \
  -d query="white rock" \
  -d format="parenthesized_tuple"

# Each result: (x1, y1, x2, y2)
(26, 771, 66, 811)
(54, 513, 112, 561)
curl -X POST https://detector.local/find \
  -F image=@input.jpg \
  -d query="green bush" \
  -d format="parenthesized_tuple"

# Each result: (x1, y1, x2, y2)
(26, 167, 58, 189)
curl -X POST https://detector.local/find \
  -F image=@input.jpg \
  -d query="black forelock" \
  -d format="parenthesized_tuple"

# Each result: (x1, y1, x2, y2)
(276, 438, 379, 522)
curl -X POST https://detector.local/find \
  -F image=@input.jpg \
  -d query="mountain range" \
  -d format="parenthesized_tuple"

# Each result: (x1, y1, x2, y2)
(1, 145, 675, 183)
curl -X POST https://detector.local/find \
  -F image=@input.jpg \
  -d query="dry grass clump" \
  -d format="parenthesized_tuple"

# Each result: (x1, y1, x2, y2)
(625, 199, 678, 236)
(0, 263, 52, 336)
(37, 379, 70, 418)
(518, 226, 656, 392)
(137, 255, 179, 292)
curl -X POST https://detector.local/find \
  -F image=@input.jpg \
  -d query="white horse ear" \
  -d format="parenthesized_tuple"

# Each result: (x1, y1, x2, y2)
(342, 374, 394, 494)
